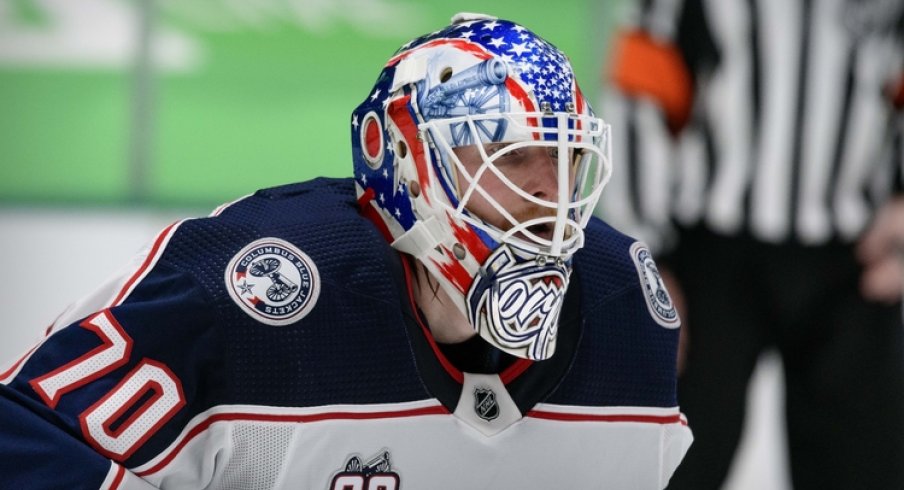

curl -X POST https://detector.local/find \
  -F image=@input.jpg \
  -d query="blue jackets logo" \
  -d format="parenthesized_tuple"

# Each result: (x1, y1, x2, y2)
(466, 246, 570, 360)
(225, 238, 320, 326)
(630, 242, 680, 329)
(330, 450, 400, 490)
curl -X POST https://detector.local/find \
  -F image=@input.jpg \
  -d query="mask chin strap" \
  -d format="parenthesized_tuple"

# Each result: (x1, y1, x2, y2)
(391, 216, 446, 260)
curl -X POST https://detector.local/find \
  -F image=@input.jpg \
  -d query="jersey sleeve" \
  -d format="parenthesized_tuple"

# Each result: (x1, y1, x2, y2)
(560, 219, 683, 408)
(552, 218, 692, 486)
(0, 220, 215, 488)
(0, 386, 160, 489)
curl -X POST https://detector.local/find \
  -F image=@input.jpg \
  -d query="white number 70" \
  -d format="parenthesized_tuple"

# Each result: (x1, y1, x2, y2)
(30, 309, 185, 460)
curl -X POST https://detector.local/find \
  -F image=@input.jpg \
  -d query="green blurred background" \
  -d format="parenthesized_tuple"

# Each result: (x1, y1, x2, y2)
(0, 0, 626, 207)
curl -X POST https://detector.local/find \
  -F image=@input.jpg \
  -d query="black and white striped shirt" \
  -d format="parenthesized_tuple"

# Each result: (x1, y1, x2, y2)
(598, 0, 904, 251)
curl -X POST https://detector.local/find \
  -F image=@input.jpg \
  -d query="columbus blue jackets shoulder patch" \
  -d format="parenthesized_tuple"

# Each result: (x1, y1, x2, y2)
(225, 237, 321, 326)
(630, 242, 680, 329)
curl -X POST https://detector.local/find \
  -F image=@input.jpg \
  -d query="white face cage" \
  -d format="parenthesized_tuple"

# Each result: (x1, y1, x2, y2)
(420, 111, 612, 259)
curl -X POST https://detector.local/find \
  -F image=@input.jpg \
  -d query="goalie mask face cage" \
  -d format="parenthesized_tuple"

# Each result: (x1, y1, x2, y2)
(352, 12, 611, 360)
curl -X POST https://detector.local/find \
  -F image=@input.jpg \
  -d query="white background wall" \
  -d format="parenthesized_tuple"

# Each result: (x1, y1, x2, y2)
(0, 208, 791, 489)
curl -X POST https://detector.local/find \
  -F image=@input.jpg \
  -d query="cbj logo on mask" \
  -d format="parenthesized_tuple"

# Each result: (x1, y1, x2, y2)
(467, 247, 570, 360)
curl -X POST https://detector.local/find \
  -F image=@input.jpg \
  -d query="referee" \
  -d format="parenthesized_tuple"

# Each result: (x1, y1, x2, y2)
(598, 0, 904, 488)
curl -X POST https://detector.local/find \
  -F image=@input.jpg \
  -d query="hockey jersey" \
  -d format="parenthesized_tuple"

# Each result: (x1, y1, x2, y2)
(0, 178, 691, 489)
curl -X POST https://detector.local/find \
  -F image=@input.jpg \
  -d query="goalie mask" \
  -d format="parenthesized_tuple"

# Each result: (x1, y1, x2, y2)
(352, 13, 612, 361)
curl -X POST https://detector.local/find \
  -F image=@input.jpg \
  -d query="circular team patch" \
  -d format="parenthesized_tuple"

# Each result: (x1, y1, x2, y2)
(630, 242, 680, 329)
(225, 238, 320, 326)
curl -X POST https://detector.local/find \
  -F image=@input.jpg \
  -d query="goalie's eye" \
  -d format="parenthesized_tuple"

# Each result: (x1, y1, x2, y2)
(492, 147, 531, 167)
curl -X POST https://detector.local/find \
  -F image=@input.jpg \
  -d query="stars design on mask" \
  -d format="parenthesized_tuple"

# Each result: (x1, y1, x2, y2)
(357, 18, 578, 231)
(447, 19, 576, 111)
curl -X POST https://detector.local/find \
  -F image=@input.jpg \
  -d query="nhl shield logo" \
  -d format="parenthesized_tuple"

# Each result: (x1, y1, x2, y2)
(225, 238, 320, 326)
(474, 387, 500, 421)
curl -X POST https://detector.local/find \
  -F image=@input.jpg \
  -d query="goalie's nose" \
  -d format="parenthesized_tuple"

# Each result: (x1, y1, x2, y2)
(523, 149, 559, 203)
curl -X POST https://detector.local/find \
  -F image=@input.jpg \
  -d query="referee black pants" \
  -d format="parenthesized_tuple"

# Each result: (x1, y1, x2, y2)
(666, 227, 904, 490)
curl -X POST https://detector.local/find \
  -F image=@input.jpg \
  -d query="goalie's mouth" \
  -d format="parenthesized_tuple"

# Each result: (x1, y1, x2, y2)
(525, 222, 553, 240)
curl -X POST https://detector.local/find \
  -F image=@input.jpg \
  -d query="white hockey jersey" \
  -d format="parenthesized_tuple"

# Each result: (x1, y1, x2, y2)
(0, 178, 691, 489)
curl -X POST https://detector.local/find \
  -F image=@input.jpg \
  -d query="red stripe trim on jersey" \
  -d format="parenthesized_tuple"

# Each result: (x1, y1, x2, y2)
(108, 464, 126, 490)
(527, 409, 687, 425)
(134, 405, 448, 477)
(110, 222, 180, 307)
(400, 257, 465, 384)
(209, 194, 251, 217)
(2, 314, 79, 384)
(499, 358, 533, 384)
(0, 344, 39, 383)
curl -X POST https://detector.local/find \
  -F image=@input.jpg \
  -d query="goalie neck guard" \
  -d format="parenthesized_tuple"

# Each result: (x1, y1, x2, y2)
(351, 12, 612, 361)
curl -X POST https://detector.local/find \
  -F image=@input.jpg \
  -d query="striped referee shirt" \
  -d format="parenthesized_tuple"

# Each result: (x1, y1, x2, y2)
(598, 0, 904, 251)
